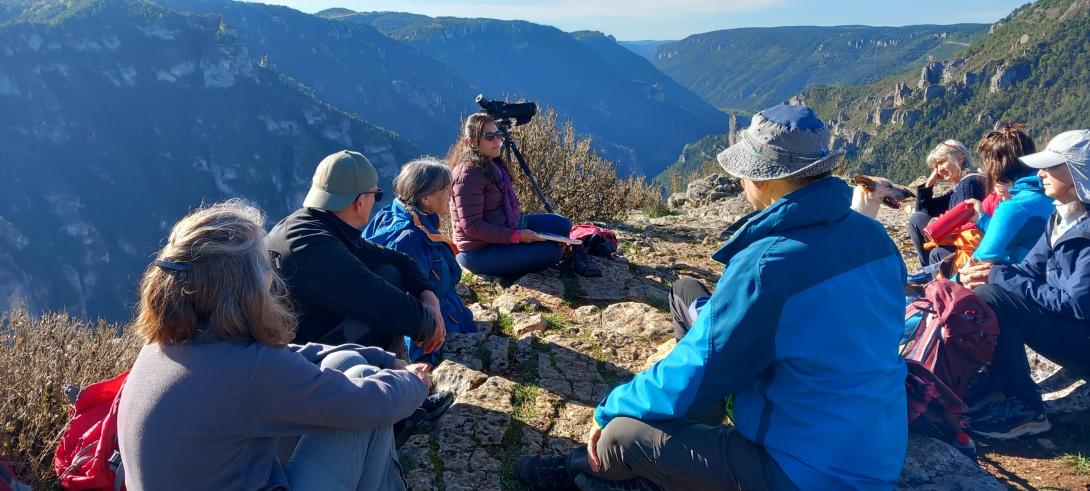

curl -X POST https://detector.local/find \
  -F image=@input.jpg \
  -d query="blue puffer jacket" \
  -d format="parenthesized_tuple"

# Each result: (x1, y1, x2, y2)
(594, 177, 908, 490)
(991, 210, 1090, 320)
(364, 200, 477, 361)
(975, 176, 1054, 264)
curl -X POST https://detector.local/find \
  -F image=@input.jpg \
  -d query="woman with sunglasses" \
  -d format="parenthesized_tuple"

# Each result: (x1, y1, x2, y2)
(448, 112, 575, 279)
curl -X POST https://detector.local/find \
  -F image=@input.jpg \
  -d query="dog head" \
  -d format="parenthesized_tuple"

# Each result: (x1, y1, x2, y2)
(853, 174, 915, 209)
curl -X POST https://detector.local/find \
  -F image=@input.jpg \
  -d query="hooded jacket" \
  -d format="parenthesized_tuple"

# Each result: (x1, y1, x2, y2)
(364, 199, 478, 341)
(594, 177, 909, 490)
(990, 206, 1090, 320)
(974, 175, 1055, 264)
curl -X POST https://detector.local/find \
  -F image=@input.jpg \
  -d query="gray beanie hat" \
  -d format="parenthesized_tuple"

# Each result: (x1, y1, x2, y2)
(716, 104, 843, 181)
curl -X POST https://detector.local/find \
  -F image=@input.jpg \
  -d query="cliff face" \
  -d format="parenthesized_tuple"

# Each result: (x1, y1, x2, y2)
(0, 0, 419, 319)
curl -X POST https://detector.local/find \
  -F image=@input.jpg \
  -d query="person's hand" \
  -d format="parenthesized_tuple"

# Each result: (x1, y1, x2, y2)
(586, 427, 603, 473)
(964, 198, 983, 223)
(925, 168, 941, 188)
(995, 182, 1012, 202)
(958, 262, 993, 288)
(518, 229, 546, 243)
(421, 305, 446, 354)
(406, 363, 432, 390)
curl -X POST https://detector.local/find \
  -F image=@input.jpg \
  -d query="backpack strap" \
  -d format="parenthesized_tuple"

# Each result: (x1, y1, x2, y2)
(109, 450, 124, 491)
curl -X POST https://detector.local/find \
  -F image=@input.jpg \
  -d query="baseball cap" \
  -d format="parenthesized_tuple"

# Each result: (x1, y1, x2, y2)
(302, 150, 378, 210)
(1020, 129, 1090, 202)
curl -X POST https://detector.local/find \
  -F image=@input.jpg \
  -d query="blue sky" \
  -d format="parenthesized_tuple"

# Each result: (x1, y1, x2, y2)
(253, 0, 1032, 40)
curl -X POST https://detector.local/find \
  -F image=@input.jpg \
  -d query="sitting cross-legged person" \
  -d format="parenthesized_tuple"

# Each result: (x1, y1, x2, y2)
(969, 130, 1090, 440)
(515, 105, 909, 491)
(364, 158, 478, 365)
(118, 201, 432, 491)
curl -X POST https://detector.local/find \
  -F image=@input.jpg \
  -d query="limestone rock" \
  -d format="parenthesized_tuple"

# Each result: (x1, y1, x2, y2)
(468, 302, 498, 324)
(548, 402, 596, 449)
(492, 292, 541, 315)
(597, 302, 672, 343)
(578, 256, 643, 302)
(897, 435, 1005, 490)
(990, 61, 1031, 93)
(684, 173, 741, 207)
(509, 271, 566, 309)
(485, 335, 510, 372)
(918, 60, 944, 88)
(511, 313, 547, 337)
(572, 305, 601, 325)
(440, 376, 515, 447)
(432, 360, 488, 399)
(922, 84, 945, 102)
(442, 332, 486, 370)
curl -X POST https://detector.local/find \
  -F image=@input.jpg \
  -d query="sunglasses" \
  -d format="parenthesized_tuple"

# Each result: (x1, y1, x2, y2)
(360, 188, 384, 202)
(482, 130, 503, 142)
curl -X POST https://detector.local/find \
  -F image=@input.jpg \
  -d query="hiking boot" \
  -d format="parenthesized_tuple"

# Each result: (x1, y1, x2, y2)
(393, 408, 427, 448)
(515, 453, 578, 491)
(575, 474, 662, 491)
(969, 397, 1051, 440)
(962, 367, 1004, 416)
(414, 391, 455, 434)
(572, 249, 601, 277)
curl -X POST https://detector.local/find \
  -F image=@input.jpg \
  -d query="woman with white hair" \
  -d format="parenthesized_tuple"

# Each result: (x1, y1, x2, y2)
(364, 158, 478, 364)
(908, 139, 987, 268)
(119, 200, 430, 491)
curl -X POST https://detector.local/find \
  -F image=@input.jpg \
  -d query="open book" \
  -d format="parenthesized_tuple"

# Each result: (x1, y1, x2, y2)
(532, 232, 583, 245)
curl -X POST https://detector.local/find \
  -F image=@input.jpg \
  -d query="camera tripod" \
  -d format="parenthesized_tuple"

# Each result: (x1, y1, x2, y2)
(495, 123, 555, 214)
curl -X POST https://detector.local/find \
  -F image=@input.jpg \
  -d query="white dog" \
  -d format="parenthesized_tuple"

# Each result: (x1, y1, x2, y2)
(850, 174, 915, 219)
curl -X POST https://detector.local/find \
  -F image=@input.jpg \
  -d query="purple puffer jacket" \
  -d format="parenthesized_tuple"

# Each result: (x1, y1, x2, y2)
(451, 161, 519, 251)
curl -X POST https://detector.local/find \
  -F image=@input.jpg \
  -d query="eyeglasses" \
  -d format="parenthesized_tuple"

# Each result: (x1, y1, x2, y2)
(482, 130, 503, 142)
(360, 188, 384, 202)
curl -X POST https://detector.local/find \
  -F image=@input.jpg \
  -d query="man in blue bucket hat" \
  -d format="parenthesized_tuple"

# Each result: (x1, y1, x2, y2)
(516, 105, 909, 491)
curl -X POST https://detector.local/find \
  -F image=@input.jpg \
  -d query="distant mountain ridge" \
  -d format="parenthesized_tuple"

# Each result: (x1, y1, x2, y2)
(651, 24, 989, 111)
(796, 0, 1090, 183)
(323, 10, 728, 176)
(0, 0, 420, 320)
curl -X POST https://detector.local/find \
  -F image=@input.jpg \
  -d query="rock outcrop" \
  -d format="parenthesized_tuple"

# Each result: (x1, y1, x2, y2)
(990, 61, 1031, 93)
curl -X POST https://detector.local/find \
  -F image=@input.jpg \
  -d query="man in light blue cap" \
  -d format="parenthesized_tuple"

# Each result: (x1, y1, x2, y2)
(971, 129, 1090, 440)
(516, 105, 908, 491)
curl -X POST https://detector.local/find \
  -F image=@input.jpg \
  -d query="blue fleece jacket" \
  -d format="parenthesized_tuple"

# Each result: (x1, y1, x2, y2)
(364, 200, 477, 361)
(594, 177, 908, 490)
(991, 210, 1090, 320)
(974, 176, 1054, 264)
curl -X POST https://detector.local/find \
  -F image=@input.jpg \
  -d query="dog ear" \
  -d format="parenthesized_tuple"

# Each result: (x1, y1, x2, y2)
(852, 174, 876, 190)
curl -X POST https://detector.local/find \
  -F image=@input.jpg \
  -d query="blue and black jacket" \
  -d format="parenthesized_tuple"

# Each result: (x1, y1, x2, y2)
(594, 177, 909, 490)
(974, 175, 1054, 264)
(991, 208, 1090, 320)
(364, 199, 477, 362)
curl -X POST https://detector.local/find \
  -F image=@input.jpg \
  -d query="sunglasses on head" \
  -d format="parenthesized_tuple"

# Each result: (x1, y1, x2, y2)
(482, 130, 503, 142)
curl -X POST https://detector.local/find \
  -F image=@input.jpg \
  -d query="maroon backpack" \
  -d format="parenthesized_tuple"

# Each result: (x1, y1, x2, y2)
(902, 278, 1000, 398)
(902, 279, 999, 457)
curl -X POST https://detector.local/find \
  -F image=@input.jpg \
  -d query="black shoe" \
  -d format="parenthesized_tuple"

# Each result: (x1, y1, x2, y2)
(575, 474, 662, 491)
(393, 408, 427, 448)
(969, 397, 1051, 440)
(421, 391, 455, 422)
(515, 453, 578, 491)
(572, 250, 601, 277)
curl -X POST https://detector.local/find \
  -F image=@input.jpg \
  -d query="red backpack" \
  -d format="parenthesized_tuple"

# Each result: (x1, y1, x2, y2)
(569, 224, 617, 257)
(902, 279, 999, 456)
(54, 371, 128, 491)
(903, 279, 999, 397)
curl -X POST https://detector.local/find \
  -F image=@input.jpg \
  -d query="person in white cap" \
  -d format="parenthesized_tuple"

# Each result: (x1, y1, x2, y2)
(970, 129, 1090, 440)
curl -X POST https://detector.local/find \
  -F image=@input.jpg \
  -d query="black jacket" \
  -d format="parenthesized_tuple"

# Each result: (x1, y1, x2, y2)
(266, 207, 436, 345)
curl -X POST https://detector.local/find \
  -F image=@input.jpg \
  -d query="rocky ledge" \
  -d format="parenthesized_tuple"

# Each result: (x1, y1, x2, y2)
(401, 182, 1086, 490)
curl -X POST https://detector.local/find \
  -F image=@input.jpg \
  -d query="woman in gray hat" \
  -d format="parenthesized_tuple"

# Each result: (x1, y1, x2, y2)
(516, 105, 909, 491)
(970, 129, 1090, 440)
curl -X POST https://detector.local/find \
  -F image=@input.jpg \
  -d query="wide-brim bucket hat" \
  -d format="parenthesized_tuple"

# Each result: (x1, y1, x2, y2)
(717, 104, 844, 181)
